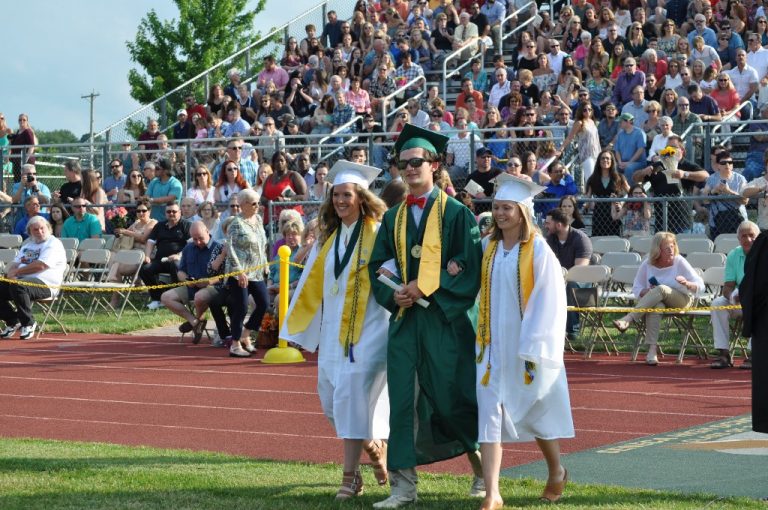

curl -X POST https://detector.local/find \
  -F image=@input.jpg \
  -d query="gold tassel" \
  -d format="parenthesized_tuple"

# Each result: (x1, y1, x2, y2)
(481, 363, 491, 386)
(475, 343, 486, 364)
(524, 371, 533, 385)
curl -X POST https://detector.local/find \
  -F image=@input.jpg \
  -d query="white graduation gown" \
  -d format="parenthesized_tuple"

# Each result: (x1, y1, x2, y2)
(280, 228, 390, 440)
(476, 235, 575, 443)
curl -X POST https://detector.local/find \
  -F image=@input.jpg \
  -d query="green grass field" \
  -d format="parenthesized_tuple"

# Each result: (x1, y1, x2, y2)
(0, 438, 763, 510)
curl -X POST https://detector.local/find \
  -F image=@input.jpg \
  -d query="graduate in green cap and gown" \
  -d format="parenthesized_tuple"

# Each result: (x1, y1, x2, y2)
(369, 124, 485, 509)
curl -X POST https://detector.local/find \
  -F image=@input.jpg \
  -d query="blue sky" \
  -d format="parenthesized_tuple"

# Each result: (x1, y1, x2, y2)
(2, 0, 320, 138)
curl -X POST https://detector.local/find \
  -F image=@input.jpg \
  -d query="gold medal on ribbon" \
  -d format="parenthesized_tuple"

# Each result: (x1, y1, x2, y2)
(411, 245, 422, 258)
(330, 282, 339, 296)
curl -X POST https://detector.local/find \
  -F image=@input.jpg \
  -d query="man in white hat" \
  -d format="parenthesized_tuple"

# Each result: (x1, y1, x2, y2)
(173, 108, 194, 140)
(369, 124, 484, 508)
(281, 160, 392, 500)
(474, 174, 573, 510)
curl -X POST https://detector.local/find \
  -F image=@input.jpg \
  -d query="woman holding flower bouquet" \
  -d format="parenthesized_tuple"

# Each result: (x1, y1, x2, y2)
(280, 160, 391, 500)
(108, 197, 157, 307)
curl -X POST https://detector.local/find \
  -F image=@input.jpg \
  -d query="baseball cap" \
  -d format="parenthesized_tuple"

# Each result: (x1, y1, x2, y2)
(619, 112, 634, 121)
(177, 108, 187, 117)
(476, 147, 493, 157)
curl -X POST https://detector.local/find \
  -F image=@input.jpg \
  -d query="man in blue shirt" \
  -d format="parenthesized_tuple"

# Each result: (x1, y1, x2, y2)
(12, 164, 51, 223)
(535, 161, 579, 216)
(13, 196, 48, 240)
(611, 57, 646, 108)
(720, 21, 746, 67)
(160, 221, 221, 340)
(614, 113, 647, 182)
(687, 14, 717, 48)
(146, 159, 184, 221)
(61, 197, 102, 241)
(103, 159, 127, 203)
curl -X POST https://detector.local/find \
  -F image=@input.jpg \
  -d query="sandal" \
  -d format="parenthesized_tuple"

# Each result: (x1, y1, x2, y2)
(335, 470, 363, 499)
(710, 356, 733, 369)
(364, 440, 388, 486)
(541, 467, 568, 503)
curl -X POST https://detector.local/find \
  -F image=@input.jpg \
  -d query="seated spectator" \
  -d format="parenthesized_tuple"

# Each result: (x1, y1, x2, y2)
(611, 184, 652, 237)
(48, 202, 69, 238)
(61, 197, 101, 241)
(223, 107, 251, 138)
(0, 216, 67, 340)
(54, 160, 83, 206)
(393, 52, 424, 100)
(255, 55, 290, 98)
(173, 109, 194, 140)
(270, 209, 304, 259)
(614, 112, 647, 181)
(139, 201, 191, 310)
(598, 103, 620, 148)
(612, 232, 704, 365)
(123, 168, 147, 201)
(702, 151, 749, 239)
(266, 218, 304, 310)
(160, 221, 221, 340)
(535, 161, 579, 216)
(215, 159, 249, 205)
(465, 147, 501, 198)
(146, 158, 184, 221)
(104, 159, 127, 203)
(186, 165, 215, 204)
(445, 118, 483, 182)
(709, 221, 758, 369)
(180, 197, 200, 222)
(452, 11, 479, 60)
(14, 195, 48, 240)
(138, 118, 161, 152)
(12, 165, 51, 223)
(559, 195, 586, 230)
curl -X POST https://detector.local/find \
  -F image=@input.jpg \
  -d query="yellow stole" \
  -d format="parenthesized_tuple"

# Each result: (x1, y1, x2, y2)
(476, 235, 535, 386)
(286, 219, 376, 356)
(394, 189, 447, 303)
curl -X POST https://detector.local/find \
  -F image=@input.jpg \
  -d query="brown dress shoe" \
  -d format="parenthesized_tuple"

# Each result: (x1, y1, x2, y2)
(479, 496, 504, 509)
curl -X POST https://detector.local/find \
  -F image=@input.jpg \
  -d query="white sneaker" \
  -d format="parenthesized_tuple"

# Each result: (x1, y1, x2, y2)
(372, 494, 417, 508)
(19, 322, 37, 340)
(646, 352, 659, 366)
(229, 343, 251, 358)
(147, 301, 163, 310)
(469, 475, 486, 497)
(0, 323, 20, 339)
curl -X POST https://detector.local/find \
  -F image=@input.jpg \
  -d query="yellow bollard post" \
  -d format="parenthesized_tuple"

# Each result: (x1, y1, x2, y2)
(262, 245, 305, 364)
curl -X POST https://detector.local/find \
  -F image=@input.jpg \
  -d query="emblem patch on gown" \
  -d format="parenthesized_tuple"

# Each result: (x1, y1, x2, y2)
(524, 361, 536, 385)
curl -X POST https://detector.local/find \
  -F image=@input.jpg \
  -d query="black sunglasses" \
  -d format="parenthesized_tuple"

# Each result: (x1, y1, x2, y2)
(397, 157, 430, 170)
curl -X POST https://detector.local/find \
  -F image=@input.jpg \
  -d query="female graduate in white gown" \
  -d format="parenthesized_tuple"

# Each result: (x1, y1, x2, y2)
(280, 161, 390, 500)
(473, 174, 575, 510)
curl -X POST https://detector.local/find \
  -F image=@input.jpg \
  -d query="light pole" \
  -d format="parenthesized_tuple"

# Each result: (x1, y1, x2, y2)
(82, 90, 100, 168)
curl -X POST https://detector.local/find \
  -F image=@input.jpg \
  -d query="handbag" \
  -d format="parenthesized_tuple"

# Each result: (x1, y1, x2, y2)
(112, 234, 135, 251)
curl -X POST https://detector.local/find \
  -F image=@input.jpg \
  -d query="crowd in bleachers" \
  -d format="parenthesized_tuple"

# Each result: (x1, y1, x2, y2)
(1, 0, 768, 353)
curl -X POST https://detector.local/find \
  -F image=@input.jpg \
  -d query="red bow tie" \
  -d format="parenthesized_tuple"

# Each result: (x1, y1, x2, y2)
(406, 195, 427, 209)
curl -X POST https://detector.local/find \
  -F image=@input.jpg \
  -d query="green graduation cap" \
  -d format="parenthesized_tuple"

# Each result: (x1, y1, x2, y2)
(393, 123, 450, 156)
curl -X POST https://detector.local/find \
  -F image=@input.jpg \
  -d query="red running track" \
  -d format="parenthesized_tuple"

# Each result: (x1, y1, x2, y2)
(0, 334, 751, 474)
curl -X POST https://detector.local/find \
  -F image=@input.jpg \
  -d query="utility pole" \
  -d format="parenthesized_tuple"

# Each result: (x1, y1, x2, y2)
(81, 90, 100, 168)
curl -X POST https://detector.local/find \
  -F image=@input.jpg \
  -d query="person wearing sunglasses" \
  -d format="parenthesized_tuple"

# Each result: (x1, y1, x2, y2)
(104, 159, 127, 203)
(702, 150, 749, 239)
(369, 124, 485, 508)
(8, 113, 36, 183)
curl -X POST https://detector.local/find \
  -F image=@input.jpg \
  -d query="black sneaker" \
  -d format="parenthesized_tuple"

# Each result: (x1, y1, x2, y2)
(0, 324, 20, 339)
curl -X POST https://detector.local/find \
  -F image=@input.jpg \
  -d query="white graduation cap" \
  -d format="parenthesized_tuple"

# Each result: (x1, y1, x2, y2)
(493, 173, 546, 209)
(327, 160, 381, 189)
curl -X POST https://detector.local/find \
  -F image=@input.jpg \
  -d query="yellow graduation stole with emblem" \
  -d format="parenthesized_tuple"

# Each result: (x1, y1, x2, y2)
(286, 219, 377, 357)
(394, 189, 447, 315)
(476, 235, 535, 386)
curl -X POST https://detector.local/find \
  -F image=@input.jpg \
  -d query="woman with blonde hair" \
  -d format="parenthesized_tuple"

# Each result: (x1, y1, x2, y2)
(690, 36, 721, 70)
(626, 22, 647, 57)
(471, 174, 573, 510)
(558, 103, 600, 183)
(532, 53, 556, 95)
(660, 88, 679, 117)
(281, 161, 390, 500)
(186, 165, 216, 204)
(197, 201, 219, 234)
(613, 232, 703, 365)
(642, 100, 663, 147)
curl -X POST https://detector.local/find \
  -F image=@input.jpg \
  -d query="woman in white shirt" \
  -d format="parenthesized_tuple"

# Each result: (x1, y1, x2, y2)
(186, 165, 216, 204)
(613, 232, 704, 365)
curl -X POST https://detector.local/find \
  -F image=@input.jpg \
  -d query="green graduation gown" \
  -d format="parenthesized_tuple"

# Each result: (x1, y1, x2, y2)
(369, 188, 482, 470)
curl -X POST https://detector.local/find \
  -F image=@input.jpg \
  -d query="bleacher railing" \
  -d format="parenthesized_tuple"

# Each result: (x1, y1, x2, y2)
(94, 0, 334, 143)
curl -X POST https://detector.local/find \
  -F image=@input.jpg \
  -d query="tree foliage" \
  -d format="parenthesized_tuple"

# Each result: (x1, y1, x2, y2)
(126, 0, 265, 106)
(36, 130, 80, 151)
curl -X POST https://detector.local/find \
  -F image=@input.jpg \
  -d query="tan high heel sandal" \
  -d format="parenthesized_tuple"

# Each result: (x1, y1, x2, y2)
(364, 440, 388, 485)
(336, 470, 363, 499)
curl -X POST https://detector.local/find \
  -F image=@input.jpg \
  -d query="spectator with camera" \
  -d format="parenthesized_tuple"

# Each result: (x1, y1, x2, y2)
(12, 164, 51, 211)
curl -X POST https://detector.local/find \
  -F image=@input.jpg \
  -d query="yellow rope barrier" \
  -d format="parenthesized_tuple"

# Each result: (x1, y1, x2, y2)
(567, 305, 741, 312)
(0, 261, 277, 293)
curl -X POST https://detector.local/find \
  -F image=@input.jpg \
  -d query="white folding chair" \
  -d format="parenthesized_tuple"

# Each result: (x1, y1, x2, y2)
(58, 238, 79, 251)
(600, 252, 641, 271)
(88, 250, 146, 319)
(591, 237, 630, 255)
(676, 233, 708, 241)
(565, 265, 614, 356)
(714, 235, 740, 254)
(102, 234, 116, 251)
(0, 249, 18, 274)
(59, 249, 112, 316)
(77, 238, 106, 252)
(629, 235, 653, 255)
(0, 234, 22, 249)
(676, 238, 714, 255)
(685, 252, 726, 272)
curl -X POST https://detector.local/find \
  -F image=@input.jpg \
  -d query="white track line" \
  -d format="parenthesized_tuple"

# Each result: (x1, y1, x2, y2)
(571, 406, 734, 418)
(0, 375, 317, 395)
(0, 393, 324, 415)
(566, 370, 749, 383)
(571, 387, 751, 401)
(0, 360, 316, 379)
(0, 413, 337, 440)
